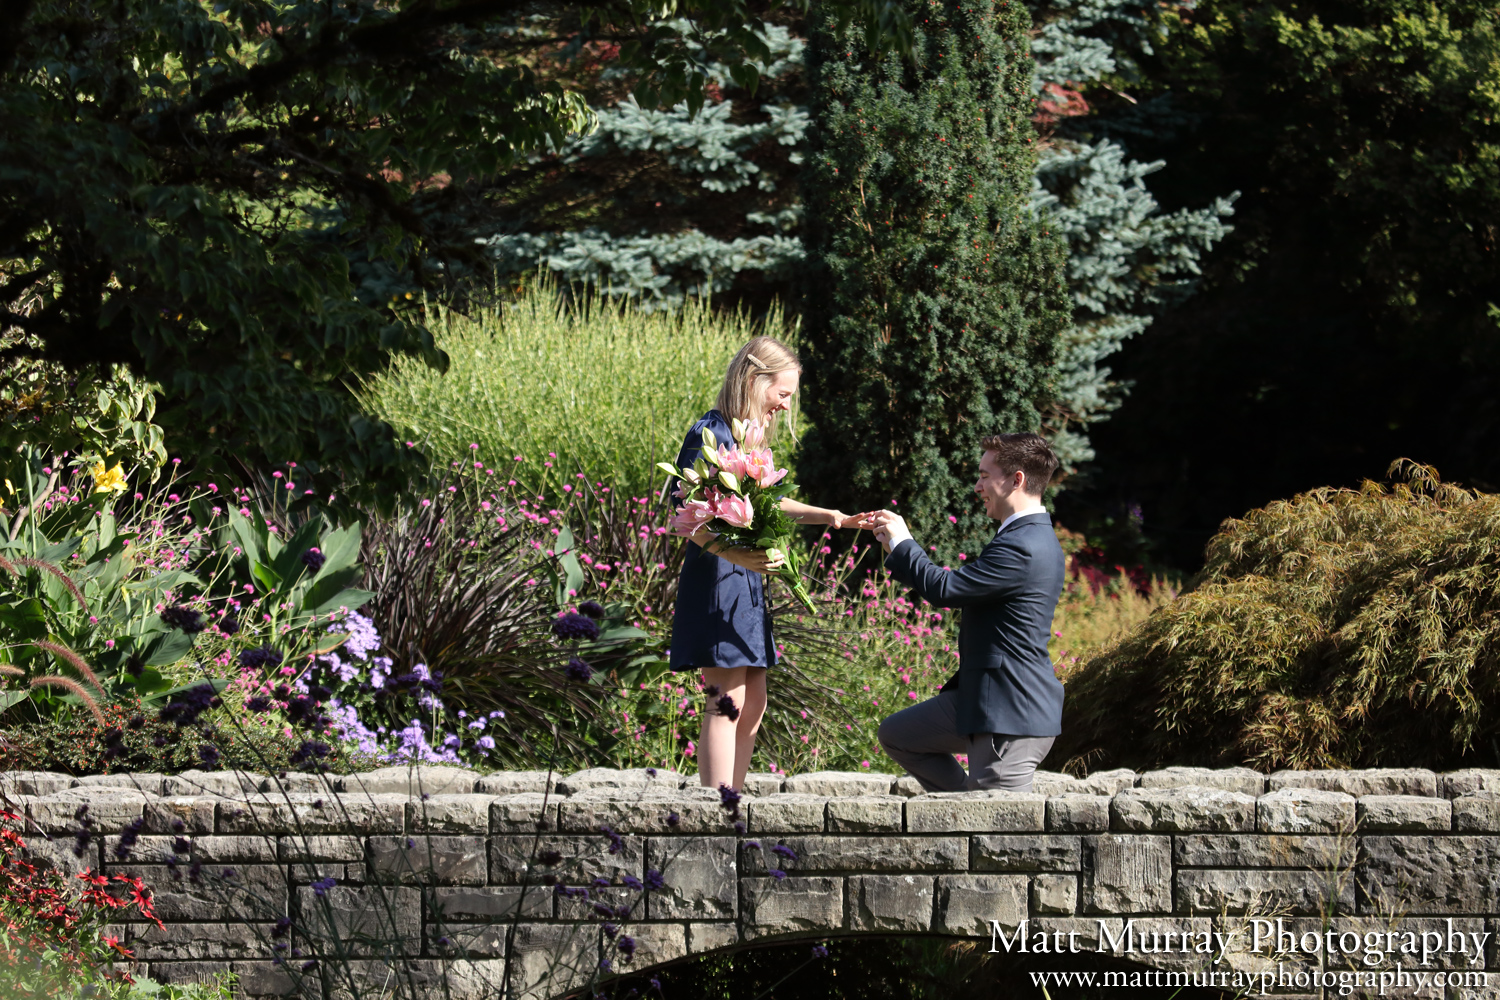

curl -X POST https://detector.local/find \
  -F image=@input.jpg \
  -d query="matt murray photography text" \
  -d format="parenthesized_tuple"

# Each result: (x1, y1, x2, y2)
(990, 918, 1493, 968)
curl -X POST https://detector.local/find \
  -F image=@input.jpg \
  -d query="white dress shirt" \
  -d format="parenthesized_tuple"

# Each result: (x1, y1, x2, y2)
(998, 504, 1048, 534)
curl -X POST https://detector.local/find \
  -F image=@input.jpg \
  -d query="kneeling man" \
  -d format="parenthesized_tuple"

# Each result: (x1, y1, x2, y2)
(863, 432, 1066, 793)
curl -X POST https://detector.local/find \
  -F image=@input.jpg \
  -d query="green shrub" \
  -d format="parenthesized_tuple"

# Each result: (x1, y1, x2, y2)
(359, 281, 798, 502)
(1054, 461, 1500, 772)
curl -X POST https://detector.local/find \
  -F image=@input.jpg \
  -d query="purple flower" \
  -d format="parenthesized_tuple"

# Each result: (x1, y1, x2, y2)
(538, 850, 563, 866)
(219, 614, 240, 635)
(811, 944, 829, 958)
(718, 784, 741, 810)
(599, 824, 625, 855)
(172, 837, 191, 855)
(768, 868, 787, 880)
(644, 869, 665, 891)
(592, 902, 615, 918)
(158, 683, 219, 727)
(617, 935, 636, 958)
(645, 767, 656, 777)
(245, 696, 272, 713)
(599, 959, 612, 973)
(771, 844, 797, 861)
(601, 922, 618, 939)
(592, 877, 612, 889)
(665, 812, 680, 827)
(577, 600, 607, 619)
(239, 645, 284, 670)
(621, 875, 643, 891)
(310, 877, 337, 897)
(553, 612, 600, 642)
(112, 817, 145, 861)
(160, 605, 206, 634)
(715, 694, 741, 721)
(744, 840, 763, 851)
(272, 916, 292, 939)
(301, 548, 326, 573)
(198, 743, 220, 768)
(301, 960, 318, 973)
(733, 820, 746, 835)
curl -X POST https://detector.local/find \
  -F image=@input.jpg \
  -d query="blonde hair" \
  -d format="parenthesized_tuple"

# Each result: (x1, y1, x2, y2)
(714, 335, 801, 439)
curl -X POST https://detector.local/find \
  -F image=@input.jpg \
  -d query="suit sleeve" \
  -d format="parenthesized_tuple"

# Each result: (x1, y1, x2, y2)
(883, 535, 1031, 608)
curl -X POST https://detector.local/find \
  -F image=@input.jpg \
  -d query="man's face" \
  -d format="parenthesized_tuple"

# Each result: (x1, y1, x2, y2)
(974, 450, 1014, 520)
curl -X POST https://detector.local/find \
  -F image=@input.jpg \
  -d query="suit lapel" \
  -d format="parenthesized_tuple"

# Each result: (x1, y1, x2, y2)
(995, 511, 1052, 539)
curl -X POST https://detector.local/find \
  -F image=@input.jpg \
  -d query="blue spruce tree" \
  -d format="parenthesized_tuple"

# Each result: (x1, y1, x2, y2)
(480, 4, 1235, 466)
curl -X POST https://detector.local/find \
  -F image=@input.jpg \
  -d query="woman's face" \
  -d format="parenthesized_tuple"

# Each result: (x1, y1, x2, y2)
(761, 369, 800, 421)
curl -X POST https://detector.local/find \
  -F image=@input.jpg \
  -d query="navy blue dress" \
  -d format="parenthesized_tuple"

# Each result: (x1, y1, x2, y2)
(667, 410, 777, 672)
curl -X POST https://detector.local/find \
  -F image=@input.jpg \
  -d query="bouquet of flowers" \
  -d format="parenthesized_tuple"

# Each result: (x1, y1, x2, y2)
(657, 417, 818, 613)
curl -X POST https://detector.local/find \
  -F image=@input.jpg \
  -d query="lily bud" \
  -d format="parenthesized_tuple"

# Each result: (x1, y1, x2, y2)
(701, 426, 718, 450)
(682, 467, 702, 485)
(655, 462, 680, 478)
(718, 470, 741, 493)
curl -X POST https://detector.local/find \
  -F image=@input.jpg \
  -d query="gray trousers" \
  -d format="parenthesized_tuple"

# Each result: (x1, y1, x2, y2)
(877, 689, 1056, 793)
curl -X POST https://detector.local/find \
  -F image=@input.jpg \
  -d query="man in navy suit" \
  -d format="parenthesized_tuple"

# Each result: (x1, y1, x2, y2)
(861, 432, 1066, 793)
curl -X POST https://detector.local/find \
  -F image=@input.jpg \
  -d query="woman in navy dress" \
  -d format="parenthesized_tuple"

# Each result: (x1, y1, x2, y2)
(668, 335, 861, 791)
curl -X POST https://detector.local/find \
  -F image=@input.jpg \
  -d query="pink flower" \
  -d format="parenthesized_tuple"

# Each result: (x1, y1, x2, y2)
(715, 445, 750, 479)
(714, 493, 754, 529)
(742, 419, 766, 450)
(670, 499, 716, 536)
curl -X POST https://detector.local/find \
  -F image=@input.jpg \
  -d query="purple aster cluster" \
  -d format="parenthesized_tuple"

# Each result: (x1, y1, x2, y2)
(551, 611, 600, 642)
(771, 843, 798, 862)
(112, 817, 145, 861)
(565, 655, 593, 682)
(715, 693, 741, 721)
(310, 876, 337, 897)
(158, 682, 219, 726)
(644, 869, 665, 891)
(218, 613, 240, 635)
(159, 604, 206, 634)
(300, 547, 325, 573)
(576, 600, 606, 619)
(811, 945, 829, 959)
(238, 645, 284, 670)
(599, 824, 625, 855)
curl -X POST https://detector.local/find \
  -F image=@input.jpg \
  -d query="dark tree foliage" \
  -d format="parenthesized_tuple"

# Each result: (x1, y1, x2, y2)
(0, 0, 910, 504)
(797, 0, 1070, 563)
(1056, 0, 1500, 570)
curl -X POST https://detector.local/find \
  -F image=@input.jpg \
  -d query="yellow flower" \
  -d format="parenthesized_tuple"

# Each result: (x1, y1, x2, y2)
(91, 461, 127, 494)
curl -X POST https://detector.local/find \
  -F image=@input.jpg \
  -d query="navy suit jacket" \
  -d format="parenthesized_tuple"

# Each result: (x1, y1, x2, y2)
(884, 512, 1066, 737)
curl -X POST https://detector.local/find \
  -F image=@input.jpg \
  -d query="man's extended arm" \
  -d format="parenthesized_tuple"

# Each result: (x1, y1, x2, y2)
(885, 536, 1031, 608)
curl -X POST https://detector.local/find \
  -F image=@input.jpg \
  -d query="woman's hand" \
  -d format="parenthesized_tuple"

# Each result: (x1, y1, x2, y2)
(720, 545, 786, 574)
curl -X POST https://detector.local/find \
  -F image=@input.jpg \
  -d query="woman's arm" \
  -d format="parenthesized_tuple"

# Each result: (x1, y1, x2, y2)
(780, 497, 854, 528)
(690, 525, 784, 573)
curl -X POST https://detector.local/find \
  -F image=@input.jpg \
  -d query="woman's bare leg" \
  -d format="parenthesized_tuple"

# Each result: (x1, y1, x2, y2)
(733, 667, 769, 790)
(697, 666, 748, 789)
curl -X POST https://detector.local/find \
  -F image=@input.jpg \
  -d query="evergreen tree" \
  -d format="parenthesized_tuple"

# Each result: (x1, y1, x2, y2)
(796, 0, 1071, 563)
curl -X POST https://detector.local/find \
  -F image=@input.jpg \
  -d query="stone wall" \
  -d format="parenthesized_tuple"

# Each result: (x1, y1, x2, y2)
(6, 765, 1500, 999)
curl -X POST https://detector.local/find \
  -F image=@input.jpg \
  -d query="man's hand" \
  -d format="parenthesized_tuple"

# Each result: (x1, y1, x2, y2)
(857, 510, 914, 553)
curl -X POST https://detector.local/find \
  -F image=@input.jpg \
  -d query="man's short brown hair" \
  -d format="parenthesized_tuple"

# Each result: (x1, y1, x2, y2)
(980, 432, 1059, 496)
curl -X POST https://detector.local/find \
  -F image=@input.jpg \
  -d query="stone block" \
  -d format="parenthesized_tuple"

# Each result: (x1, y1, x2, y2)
(1047, 795, 1110, 832)
(617, 922, 688, 969)
(128, 921, 270, 961)
(422, 959, 508, 1000)
(1176, 869, 1354, 916)
(474, 771, 557, 796)
(408, 795, 499, 833)
(647, 836, 736, 919)
(292, 959, 455, 1000)
(972, 835, 1081, 872)
(1032, 772, 1078, 796)
(1357, 795, 1452, 832)
(162, 770, 261, 797)
(145, 961, 234, 990)
(77, 773, 166, 795)
(489, 834, 643, 885)
(336, 765, 478, 797)
(782, 771, 893, 797)
(741, 876, 843, 938)
(905, 791, 1045, 833)
(279, 835, 364, 863)
(1111, 787, 1258, 832)
(890, 775, 925, 798)
(687, 922, 738, 952)
(122, 863, 288, 922)
(21, 834, 97, 876)
(1174, 834, 1354, 869)
(1137, 767, 1266, 796)
(1257, 788, 1356, 833)
(1454, 793, 1500, 833)
(826, 795, 904, 833)
(1440, 770, 1500, 799)
(429, 885, 552, 921)
(1031, 874, 1078, 915)
(144, 795, 219, 834)
(848, 874, 934, 932)
(934, 874, 1027, 935)
(257, 773, 330, 794)
(27, 788, 152, 832)
(231, 960, 297, 998)
(555, 767, 685, 795)
(1267, 769, 1437, 798)
(741, 773, 783, 797)
(0, 770, 73, 796)
(739, 835, 966, 873)
(218, 793, 406, 835)
(556, 884, 639, 922)
(294, 884, 422, 947)
(747, 794, 828, 833)
(431, 922, 507, 957)
(1081, 835, 1172, 914)
(505, 923, 596, 1000)
(368, 836, 487, 885)
(490, 794, 558, 834)
(1075, 769, 1137, 796)
(1358, 837, 1500, 915)
(559, 786, 727, 834)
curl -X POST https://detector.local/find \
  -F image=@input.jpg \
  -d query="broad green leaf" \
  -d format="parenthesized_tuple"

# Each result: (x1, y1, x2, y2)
(141, 629, 195, 667)
(314, 522, 362, 580)
(308, 587, 375, 617)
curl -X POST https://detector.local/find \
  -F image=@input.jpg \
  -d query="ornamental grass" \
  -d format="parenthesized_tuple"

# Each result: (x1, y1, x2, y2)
(1054, 460, 1500, 772)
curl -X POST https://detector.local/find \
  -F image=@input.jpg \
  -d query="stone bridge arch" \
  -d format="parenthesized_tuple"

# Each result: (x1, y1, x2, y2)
(6, 765, 1500, 999)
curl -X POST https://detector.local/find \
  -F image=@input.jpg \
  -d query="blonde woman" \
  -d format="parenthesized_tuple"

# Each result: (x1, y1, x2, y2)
(667, 336, 860, 791)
